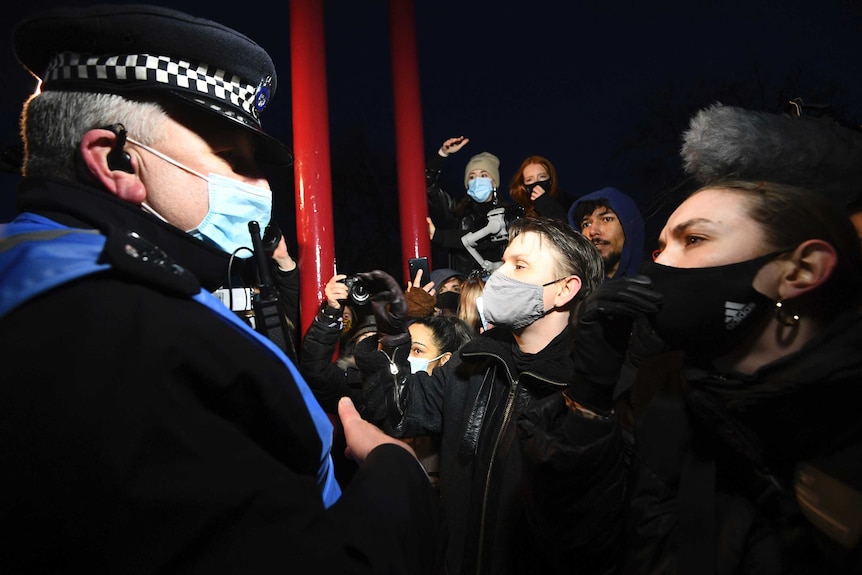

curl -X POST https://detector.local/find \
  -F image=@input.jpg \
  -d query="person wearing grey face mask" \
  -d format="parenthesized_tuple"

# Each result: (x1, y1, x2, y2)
(352, 216, 604, 575)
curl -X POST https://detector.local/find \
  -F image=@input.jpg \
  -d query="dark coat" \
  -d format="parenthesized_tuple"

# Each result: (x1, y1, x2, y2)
(517, 311, 862, 575)
(425, 153, 518, 276)
(299, 305, 364, 414)
(529, 188, 570, 223)
(624, 310, 862, 575)
(0, 177, 440, 574)
(298, 305, 367, 487)
(355, 325, 576, 575)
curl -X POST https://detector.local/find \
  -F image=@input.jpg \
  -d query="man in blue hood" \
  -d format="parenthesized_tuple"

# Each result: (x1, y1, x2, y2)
(568, 187, 645, 278)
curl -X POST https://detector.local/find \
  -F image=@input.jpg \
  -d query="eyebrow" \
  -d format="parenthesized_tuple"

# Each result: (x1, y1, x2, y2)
(502, 248, 532, 262)
(658, 217, 715, 248)
(672, 217, 714, 234)
(581, 208, 613, 223)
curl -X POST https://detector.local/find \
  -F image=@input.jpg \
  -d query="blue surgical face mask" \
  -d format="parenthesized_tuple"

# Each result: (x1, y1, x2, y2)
(407, 353, 446, 374)
(187, 174, 272, 257)
(467, 177, 494, 202)
(129, 137, 272, 258)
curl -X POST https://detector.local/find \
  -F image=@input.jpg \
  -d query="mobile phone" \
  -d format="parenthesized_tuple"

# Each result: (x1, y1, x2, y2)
(408, 256, 430, 284)
(475, 296, 489, 332)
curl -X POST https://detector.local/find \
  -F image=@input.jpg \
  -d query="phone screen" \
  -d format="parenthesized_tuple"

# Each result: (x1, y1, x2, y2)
(476, 296, 489, 331)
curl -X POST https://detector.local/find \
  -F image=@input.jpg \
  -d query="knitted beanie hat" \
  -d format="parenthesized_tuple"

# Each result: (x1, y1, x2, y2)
(464, 152, 500, 189)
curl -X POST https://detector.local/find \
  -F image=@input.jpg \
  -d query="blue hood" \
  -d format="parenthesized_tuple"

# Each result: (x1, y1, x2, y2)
(568, 187, 645, 278)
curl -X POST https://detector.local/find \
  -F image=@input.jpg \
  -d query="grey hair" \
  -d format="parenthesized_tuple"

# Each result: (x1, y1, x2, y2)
(20, 91, 168, 179)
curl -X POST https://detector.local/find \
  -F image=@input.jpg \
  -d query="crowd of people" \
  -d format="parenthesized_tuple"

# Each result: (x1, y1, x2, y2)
(1, 3, 862, 575)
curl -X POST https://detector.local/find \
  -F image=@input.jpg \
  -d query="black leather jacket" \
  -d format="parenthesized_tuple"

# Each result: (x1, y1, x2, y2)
(299, 305, 364, 413)
(355, 325, 575, 575)
(425, 153, 521, 276)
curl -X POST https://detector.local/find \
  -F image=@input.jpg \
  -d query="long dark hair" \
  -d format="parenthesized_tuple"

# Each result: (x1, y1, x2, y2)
(410, 314, 474, 353)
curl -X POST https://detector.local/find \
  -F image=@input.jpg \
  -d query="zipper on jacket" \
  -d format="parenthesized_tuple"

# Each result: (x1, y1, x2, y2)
(475, 375, 518, 574)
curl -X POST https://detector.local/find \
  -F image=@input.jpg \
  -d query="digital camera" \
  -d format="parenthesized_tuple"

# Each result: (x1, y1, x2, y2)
(339, 276, 370, 305)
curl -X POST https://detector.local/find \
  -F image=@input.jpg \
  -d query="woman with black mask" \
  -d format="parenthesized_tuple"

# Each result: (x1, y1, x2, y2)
(518, 180, 862, 574)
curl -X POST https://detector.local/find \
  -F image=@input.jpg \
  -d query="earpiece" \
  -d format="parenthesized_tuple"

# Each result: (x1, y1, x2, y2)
(105, 123, 134, 174)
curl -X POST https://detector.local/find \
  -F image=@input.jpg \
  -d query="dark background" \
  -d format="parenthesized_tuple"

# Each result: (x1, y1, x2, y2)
(2, 0, 862, 276)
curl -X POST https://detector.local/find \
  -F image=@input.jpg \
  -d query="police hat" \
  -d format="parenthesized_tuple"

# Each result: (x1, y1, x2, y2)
(13, 4, 292, 166)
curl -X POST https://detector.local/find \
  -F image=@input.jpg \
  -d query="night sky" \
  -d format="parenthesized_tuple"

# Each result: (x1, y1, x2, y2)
(2, 0, 862, 271)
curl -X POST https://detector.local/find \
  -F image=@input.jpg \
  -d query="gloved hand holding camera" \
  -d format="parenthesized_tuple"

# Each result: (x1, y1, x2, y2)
(567, 275, 663, 416)
(356, 270, 411, 348)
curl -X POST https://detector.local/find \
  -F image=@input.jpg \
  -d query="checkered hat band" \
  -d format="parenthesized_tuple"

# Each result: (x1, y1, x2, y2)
(43, 52, 261, 123)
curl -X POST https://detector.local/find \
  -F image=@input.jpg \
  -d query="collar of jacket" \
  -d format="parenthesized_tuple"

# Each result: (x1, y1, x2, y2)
(15, 176, 251, 290)
(681, 309, 862, 479)
(459, 326, 573, 392)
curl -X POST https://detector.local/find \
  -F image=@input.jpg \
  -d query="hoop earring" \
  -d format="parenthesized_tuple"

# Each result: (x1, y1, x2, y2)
(774, 299, 800, 326)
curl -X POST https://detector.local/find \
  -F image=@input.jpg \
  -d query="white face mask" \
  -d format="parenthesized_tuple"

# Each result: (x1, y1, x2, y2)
(407, 353, 446, 374)
(129, 137, 272, 258)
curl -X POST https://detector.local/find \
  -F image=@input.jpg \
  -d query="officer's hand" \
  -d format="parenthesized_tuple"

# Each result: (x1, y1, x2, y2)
(339, 397, 417, 464)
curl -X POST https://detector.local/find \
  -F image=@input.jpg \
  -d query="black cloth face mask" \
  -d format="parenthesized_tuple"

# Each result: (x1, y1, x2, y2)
(640, 252, 781, 359)
(525, 179, 552, 197)
(436, 291, 460, 314)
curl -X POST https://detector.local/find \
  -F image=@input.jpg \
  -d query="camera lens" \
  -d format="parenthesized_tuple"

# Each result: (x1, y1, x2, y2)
(350, 282, 369, 305)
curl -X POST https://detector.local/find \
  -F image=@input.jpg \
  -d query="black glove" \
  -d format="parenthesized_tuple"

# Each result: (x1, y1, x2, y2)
(356, 270, 410, 347)
(568, 275, 663, 416)
(614, 313, 671, 401)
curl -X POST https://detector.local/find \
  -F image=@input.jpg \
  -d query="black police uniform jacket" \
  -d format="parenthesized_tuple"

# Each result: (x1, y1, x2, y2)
(354, 324, 578, 575)
(0, 177, 439, 574)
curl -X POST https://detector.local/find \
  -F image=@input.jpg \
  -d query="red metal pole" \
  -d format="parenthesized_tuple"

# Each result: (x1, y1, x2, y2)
(388, 0, 430, 283)
(290, 0, 335, 335)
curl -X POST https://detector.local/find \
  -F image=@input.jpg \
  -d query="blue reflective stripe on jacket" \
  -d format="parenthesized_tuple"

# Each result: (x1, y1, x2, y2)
(0, 212, 341, 506)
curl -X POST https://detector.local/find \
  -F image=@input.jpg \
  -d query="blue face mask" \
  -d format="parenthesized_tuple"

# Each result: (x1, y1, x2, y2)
(467, 177, 494, 203)
(188, 174, 272, 257)
(129, 137, 272, 257)
(407, 353, 446, 374)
